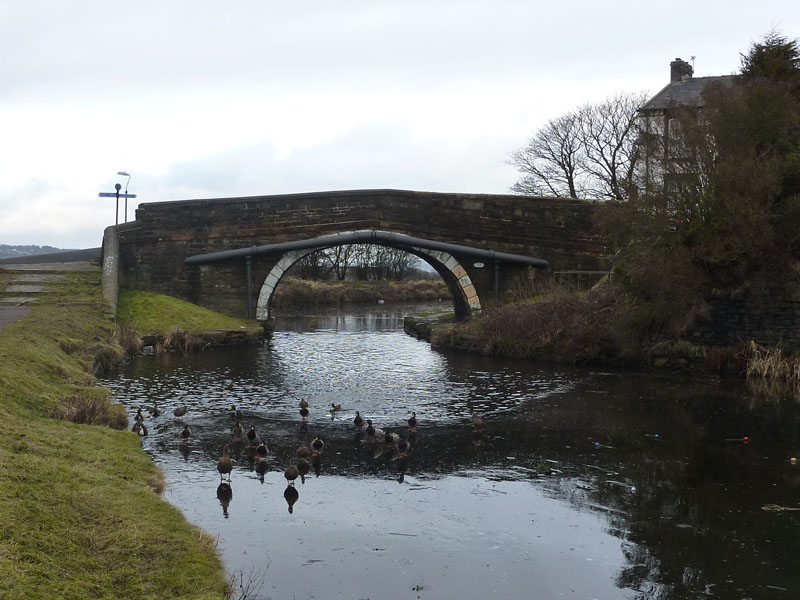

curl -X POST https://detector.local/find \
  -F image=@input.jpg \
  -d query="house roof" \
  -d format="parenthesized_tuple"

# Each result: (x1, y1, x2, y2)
(640, 75, 737, 112)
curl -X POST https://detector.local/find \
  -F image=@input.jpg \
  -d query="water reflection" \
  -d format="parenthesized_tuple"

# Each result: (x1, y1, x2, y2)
(216, 482, 232, 518)
(101, 303, 800, 599)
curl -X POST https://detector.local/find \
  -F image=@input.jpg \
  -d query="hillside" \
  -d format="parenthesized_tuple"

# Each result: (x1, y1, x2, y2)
(0, 244, 76, 259)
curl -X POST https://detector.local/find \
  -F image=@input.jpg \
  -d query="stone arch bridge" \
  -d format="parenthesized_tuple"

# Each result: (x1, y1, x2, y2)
(112, 189, 611, 322)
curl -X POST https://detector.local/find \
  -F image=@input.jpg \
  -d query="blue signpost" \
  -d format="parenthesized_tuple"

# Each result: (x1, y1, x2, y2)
(99, 185, 137, 225)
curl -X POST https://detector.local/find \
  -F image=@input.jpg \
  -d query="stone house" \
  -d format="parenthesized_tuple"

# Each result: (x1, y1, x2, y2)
(636, 58, 736, 195)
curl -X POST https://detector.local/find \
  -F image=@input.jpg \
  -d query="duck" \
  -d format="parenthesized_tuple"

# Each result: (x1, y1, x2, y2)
(135, 407, 145, 422)
(397, 436, 411, 458)
(407, 411, 418, 432)
(311, 436, 324, 456)
(229, 405, 243, 420)
(472, 412, 485, 432)
(173, 405, 187, 421)
(384, 431, 400, 446)
(284, 463, 300, 485)
(246, 426, 260, 447)
(353, 411, 364, 429)
(232, 422, 243, 443)
(298, 399, 309, 409)
(255, 442, 269, 462)
(299, 406, 309, 421)
(147, 401, 162, 417)
(297, 457, 311, 484)
(330, 403, 342, 412)
(180, 424, 191, 443)
(296, 444, 311, 461)
(131, 419, 148, 436)
(366, 420, 384, 444)
(217, 445, 233, 481)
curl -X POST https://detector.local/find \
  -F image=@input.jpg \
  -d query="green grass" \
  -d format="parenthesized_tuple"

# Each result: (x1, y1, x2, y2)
(117, 290, 262, 335)
(0, 270, 230, 600)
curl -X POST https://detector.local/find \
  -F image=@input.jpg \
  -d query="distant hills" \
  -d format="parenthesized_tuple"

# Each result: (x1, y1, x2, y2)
(0, 244, 76, 259)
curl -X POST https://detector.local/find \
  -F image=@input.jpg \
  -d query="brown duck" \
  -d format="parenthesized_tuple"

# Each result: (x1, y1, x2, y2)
(217, 445, 233, 481)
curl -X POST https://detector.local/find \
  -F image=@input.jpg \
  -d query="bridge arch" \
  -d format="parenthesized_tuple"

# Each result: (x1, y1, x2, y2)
(183, 227, 551, 322)
(254, 231, 482, 321)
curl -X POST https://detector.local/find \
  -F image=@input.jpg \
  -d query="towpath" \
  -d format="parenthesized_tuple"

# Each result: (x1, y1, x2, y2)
(0, 248, 101, 332)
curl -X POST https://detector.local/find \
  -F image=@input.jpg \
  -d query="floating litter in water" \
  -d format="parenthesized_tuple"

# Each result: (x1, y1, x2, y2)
(630, 486, 637, 493)
(791, 457, 797, 465)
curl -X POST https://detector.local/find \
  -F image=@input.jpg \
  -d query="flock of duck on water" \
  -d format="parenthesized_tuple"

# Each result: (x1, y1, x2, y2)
(130, 399, 486, 515)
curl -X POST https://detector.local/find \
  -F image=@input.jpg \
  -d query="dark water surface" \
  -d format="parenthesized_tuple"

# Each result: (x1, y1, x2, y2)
(101, 304, 800, 599)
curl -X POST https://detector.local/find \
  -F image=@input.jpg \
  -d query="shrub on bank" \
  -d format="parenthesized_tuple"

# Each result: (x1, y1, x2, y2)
(437, 278, 713, 368)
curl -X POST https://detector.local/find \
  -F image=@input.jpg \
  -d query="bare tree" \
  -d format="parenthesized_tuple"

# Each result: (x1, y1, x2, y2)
(509, 111, 584, 198)
(291, 244, 423, 281)
(319, 245, 356, 281)
(509, 92, 646, 201)
(294, 250, 329, 279)
(579, 92, 648, 201)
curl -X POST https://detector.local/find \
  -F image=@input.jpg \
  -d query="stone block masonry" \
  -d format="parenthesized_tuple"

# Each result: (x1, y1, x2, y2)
(115, 189, 612, 319)
(692, 281, 800, 350)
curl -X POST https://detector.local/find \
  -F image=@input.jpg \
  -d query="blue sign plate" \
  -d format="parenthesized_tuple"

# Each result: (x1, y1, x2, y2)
(99, 192, 137, 198)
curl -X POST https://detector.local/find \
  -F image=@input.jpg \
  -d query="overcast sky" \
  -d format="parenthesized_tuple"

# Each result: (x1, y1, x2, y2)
(1, 1, 798, 249)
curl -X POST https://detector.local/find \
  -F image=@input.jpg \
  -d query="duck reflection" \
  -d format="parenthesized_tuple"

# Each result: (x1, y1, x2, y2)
(216, 482, 233, 518)
(311, 454, 322, 477)
(178, 441, 190, 461)
(255, 460, 268, 484)
(296, 444, 311, 484)
(283, 484, 299, 514)
(180, 424, 191, 444)
(397, 456, 408, 484)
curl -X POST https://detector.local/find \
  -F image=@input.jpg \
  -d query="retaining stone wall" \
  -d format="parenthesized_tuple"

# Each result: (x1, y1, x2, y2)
(691, 281, 800, 349)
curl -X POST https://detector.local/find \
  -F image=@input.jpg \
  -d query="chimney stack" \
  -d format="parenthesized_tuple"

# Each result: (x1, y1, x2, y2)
(670, 58, 693, 82)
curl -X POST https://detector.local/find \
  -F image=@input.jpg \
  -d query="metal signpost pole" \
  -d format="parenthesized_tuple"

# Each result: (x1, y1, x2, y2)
(114, 183, 121, 225)
(99, 186, 138, 225)
(117, 171, 131, 223)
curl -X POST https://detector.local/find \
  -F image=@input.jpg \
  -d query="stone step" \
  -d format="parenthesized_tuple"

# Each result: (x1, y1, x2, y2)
(7, 273, 66, 283)
(0, 261, 96, 272)
(0, 297, 38, 306)
(4, 285, 48, 294)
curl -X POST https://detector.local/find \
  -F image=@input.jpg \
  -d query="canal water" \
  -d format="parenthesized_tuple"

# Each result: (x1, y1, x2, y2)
(100, 303, 800, 600)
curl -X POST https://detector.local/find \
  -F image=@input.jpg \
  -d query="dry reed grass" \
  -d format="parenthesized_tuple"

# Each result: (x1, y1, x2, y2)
(157, 327, 209, 354)
(741, 340, 800, 380)
(271, 278, 448, 308)
(51, 391, 128, 429)
(112, 323, 143, 357)
(148, 469, 167, 495)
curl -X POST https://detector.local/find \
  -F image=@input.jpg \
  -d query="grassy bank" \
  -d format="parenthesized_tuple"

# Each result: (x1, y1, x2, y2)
(271, 277, 448, 309)
(0, 269, 230, 599)
(432, 282, 708, 370)
(117, 290, 265, 352)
